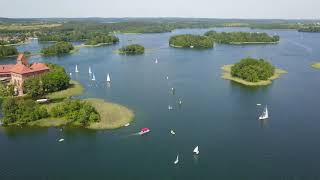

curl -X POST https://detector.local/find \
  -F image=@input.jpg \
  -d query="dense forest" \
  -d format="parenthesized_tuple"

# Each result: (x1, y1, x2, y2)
(23, 64, 70, 98)
(298, 26, 320, 32)
(41, 41, 74, 56)
(50, 99, 100, 126)
(231, 58, 275, 82)
(84, 35, 119, 45)
(0, 45, 18, 57)
(1, 97, 49, 125)
(169, 34, 213, 48)
(118, 44, 145, 55)
(204, 31, 280, 44)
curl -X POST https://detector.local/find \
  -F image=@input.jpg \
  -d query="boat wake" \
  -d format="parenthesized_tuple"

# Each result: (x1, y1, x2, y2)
(287, 39, 312, 53)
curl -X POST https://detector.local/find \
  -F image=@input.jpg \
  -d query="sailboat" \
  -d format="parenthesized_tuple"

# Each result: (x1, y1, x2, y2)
(168, 105, 173, 110)
(107, 73, 111, 83)
(174, 155, 179, 164)
(58, 138, 64, 142)
(193, 146, 199, 155)
(92, 73, 96, 81)
(178, 99, 182, 105)
(155, 58, 158, 64)
(259, 105, 269, 120)
(170, 130, 176, 135)
(89, 66, 92, 74)
(75, 65, 79, 73)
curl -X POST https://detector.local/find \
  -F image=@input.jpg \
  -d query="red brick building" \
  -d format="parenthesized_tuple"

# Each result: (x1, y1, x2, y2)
(0, 53, 49, 95)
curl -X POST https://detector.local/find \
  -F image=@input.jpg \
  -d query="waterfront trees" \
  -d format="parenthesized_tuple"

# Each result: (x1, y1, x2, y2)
(0, 45, 18, 57)
(169, 34, 213, 48)
(118, 44, 145, 55)
(204, 31, 280, 44)
(41, 41, 74, 56)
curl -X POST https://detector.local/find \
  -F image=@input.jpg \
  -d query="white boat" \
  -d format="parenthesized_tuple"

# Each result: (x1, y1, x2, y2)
(58, 138, 64, 142)
(178, 99, 182, 105)
(75, 65, 79, 73)
(170, 130, 176, 135)
(155, 58, 158, 64)
(193, 146, 199, 155)
(166, 76, 169, 80)
(139, 128, 150, 135)
(92, 73, 96, 81)
(124, 123, 130, 127)
(259, 105, 269, 120)
(89, 66, 92, 74)
(174, 155, 179, 164)
(190, 45, 194, 48)
(107, 73, 111, 82)
(36, 99, 49, 103)
(168, 105, 173, 110)
(256, 104, 262, 106)
(69, 72, 72, 76)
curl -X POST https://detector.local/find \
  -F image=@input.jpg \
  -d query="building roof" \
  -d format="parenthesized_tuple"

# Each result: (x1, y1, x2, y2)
(17, 53, 28, 65)
(30, 63, 49, 71)
(0, 65, 14, 74)
(10, 64, 33, 74)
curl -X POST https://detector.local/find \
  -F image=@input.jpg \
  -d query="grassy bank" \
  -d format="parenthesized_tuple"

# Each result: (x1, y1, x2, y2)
(85, 98, 134, 130)
(46, 80, 84, 100)
(221, 64, 287, 86)
(311, 62, 320, 69)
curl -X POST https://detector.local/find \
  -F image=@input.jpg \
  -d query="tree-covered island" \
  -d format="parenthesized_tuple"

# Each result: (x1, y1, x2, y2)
(221, 57, 287, 86)
(169, 34, 214, 49)
(41, 41, 75, 56)
(118, 44, 145, 55)
(204, 31, 280, 44)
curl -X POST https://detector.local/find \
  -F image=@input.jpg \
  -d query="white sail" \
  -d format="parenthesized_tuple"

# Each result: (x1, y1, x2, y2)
(89, 66, 92, 74)
(107, 73, 111, 82)
(92, 73, 96, 81)
(155, 58, 158, 64)
(259, 105, 269, 120)
(174, 155, 179, 164)
(170, 130, 175, 135)
(75, 65, 79, 72)
(193, 146, 199, 155)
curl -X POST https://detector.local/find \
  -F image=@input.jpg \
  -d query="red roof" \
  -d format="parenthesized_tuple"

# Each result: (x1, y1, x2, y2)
(30, 63, 49, 71)
(0, 65, 14, 73)
(10, 64, 33, 74)
(17, 53, 28, 65)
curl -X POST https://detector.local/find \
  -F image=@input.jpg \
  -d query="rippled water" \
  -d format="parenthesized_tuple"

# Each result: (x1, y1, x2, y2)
(1, 28, 320, 179)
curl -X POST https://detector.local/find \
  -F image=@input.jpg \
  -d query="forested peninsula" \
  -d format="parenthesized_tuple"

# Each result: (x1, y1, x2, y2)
(169, 34, 213, 49)
(204, 31, 280, 44)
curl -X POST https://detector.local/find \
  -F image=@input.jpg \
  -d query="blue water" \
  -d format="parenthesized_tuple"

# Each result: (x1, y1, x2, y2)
(1, 28, 320, 180)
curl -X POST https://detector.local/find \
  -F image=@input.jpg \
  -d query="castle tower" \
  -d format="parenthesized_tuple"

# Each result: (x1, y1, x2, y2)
(16, 53, 28, 66)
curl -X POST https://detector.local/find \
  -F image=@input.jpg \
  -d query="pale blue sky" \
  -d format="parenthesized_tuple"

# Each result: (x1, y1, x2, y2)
(1, 0, 319, 19)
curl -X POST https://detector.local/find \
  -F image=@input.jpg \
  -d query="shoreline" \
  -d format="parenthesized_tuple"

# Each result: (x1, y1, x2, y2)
(221, 64, 287, 86)
(228, 41, 279, 45)
(3, 80, 134, 130)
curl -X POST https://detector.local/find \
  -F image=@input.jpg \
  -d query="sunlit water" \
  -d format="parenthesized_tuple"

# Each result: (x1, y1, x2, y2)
(1, 28, 320, 179)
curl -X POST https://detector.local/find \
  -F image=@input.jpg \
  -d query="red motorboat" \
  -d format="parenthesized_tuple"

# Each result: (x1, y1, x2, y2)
(139, 128, 150, 135)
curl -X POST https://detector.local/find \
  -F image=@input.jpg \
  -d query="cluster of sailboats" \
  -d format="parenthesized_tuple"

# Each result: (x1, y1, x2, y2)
(74, 64, 111, 83)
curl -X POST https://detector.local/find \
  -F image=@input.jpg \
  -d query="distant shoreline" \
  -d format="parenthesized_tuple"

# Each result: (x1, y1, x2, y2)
(228, 41, 279, 45)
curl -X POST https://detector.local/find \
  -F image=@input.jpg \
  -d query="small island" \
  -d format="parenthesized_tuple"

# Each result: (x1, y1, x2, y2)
(204, 31, 280, 44)
(41, 41, 75, 56)
(221, 57, 287, 86)
(0, 45, 18, 58)
(169, 34, 213, 49)
(84, 35, 119, 46)
(311, 62, 320, 69)
(118, 44, 145, 55)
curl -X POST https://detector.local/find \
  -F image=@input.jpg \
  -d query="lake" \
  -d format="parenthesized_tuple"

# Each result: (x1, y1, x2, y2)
(1, 27, 320, 180)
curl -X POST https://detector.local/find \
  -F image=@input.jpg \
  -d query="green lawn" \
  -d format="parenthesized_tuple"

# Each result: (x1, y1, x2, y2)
(84, 98, 134, 130)
(46, 80, 84, 100)
(221, 64, 287, 86)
